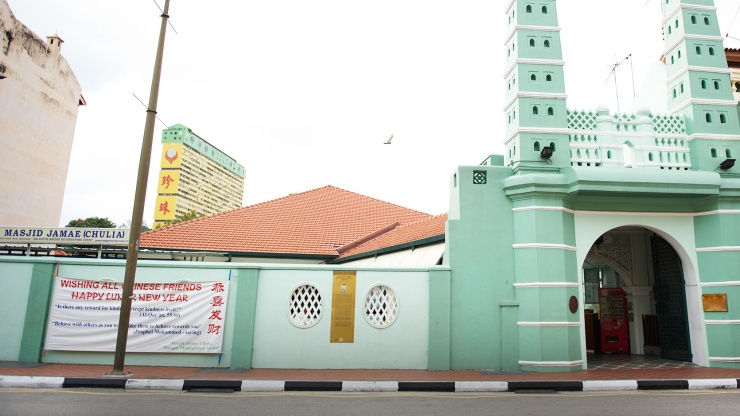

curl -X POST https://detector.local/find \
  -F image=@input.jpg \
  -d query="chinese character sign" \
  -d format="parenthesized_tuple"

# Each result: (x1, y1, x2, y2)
(45, 278, 230, 353)
(156, 170, 180, 194)
(154, 196, 177, 221)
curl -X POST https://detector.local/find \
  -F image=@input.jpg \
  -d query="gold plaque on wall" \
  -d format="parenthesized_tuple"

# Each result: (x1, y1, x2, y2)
(330, 271, 356, 343)
(702, 294, 728, 312)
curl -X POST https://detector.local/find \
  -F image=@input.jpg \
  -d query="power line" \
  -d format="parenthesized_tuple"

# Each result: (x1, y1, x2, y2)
(132, 93, 170, 129)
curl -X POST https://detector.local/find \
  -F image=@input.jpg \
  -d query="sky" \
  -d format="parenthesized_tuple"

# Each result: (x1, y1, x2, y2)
(8, 0, 740, 227)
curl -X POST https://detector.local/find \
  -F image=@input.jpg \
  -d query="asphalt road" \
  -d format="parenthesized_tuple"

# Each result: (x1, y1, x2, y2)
(0, 388, 738, 416)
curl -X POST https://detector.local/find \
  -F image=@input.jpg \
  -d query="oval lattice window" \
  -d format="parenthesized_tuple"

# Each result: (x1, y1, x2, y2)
(288, 284, 323, 328)
(364, 284, 399, 328)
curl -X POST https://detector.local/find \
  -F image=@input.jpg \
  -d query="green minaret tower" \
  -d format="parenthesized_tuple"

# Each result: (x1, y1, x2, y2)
(663, 0, 740, 174)
(504, 0, 571, 172)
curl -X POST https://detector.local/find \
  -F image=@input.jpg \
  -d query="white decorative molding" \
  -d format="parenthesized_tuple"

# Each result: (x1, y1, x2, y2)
(701, 281, 740, 287)
(709, 357, 740, 363)
(696, 246, 740, 252)
(512, 206, 576, 214)
(513, 243, 577, 251)
(671, 98, 739, 115)
(695, 210, 740, 217)
(504, 58, 566, 79)
(575, 210, 694, 217)
(505, 25, 562, 44)
(518, 360, 583, 367)
(504, 92, 569, 112)
(664, 34, 724, 56)
(504, 127, 571, 145)
(666, 66, 732, 85)
(514, 282, 580, 288)
(705, 320, 740, 325)
(687, 132, 740, 142)
(662, 3, 718, 26)
(517, 321, 581, 327)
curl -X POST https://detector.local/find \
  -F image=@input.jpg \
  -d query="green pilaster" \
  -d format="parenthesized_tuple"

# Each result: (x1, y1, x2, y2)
(428, 269, 451, 370)
(18, 262, 56, 363)
(228, 268, 260, 369)
(445, 165, 516, 369)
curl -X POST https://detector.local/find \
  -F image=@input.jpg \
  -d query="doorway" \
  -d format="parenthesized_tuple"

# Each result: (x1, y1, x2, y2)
(582, 227, 693, 367)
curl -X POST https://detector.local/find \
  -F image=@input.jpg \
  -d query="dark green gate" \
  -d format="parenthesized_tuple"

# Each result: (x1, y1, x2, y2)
(650, 235, 692, 362)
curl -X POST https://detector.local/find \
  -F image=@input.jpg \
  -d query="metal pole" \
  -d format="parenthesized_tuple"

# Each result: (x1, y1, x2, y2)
(112, 0, 170, 375)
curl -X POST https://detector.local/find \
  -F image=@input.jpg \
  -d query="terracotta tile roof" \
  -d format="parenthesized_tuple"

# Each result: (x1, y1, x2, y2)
(336, 213, 448, 259)
(140, 185, 432, 257)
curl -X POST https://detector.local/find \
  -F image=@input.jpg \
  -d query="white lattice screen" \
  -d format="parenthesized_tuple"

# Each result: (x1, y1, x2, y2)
(364, 285, 399, 328)
(289, 284, 323, 328)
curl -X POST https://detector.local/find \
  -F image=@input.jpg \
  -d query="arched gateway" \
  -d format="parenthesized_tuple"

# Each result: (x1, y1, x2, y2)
(444, 0, 739, 371)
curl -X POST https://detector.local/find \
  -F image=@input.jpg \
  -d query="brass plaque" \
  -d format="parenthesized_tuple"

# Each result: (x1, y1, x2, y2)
(330, 271, 356, 343)
(702, 294, 728, 312)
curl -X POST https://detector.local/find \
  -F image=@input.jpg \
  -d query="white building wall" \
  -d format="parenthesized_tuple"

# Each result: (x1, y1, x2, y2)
(0, 0, 83, 227)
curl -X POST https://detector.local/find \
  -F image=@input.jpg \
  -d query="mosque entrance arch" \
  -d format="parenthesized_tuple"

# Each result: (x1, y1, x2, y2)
(581, 226, 693, 366)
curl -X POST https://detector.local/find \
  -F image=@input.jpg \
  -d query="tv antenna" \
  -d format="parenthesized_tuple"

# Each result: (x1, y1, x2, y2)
(604, 54, 635, 114)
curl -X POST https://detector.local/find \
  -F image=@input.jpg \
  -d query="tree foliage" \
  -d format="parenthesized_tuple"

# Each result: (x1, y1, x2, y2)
(155, 210, 203, 229)
(65, 217, 117, 228)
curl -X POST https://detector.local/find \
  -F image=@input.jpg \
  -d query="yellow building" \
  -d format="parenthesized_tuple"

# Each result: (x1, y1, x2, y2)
(153, 124, 245, 228)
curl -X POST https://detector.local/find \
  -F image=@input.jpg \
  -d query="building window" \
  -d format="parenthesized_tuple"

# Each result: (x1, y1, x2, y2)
(533, 106, 539, 115)
(696, 46, 702, 55)
(546, 74, 552, 81)
(542, 6, 548, 14)
(709, 47, 715, 56)
(671, 55, 675, 64)
(544, 39, 551, 48)
(727, 148, 732, 158)
(526, 5, 532, 13)
(691, 15, 697, 24)
(531, 73, 537, 81)
(550, 142, 556, 151)
(680, 83, 684, 93)
(529, 38, 535, 47)
(706, 113, 712, 123)
(704, 17, 710, 25)
(534, 141, 540, 152)
(675, 19, 679, 28)
(668, 26, 672, 35)
(649, 152, 654, 162)
(678, 50, 681, 59)
(364, 284, 399, 328)
(289, 284, 323, 328)
(711, 148, 718, 158)
(720, 114, 727, 124)
(714, 80, 720, 90)
(473, 170, 487, 184)
(701, 80, 707, 89)
(547, 107, 554, 116)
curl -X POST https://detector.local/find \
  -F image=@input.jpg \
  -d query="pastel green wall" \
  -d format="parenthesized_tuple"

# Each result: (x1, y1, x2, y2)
(0, 262, 33, 361)
(445, 165, 516, 369)
(250, 268, 431, 369)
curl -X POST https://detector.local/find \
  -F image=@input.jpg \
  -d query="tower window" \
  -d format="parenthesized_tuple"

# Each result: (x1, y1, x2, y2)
(704, 17, 710, 25)
(675, 19, 679, 28)
(544, 39, 551, 48)
(529, 38, 535, 47)
(678, 50, 681, 59)
(549, 142, 556, 151)
(671, 55, 675, 64)
(709, 47, 715, 56)
(696, 46, 702, 55)
(534, 141, 541, 152)
(526, 5, 532, 13)
(533, 106, 539, 115)
(714, 80, 720, 90)
(542, 6, 548, 14)
(701, 80, 707, 89)
(711, 148, 718, 158)
(546, 74, 552, 82)
(727, 148, 732, 158)
(668, 26, 672, 35)
(720, 114, 727, 124)
(649, 153, 654, 162)
(607, 150, 612, 159)
(680, 83, 684, 93)
(547, 107, 554, 116)
(706, 113, 712, 123)
(691, 15, 697, 24)
(673, 88, 677, 98)
(531, 73, 537, 81)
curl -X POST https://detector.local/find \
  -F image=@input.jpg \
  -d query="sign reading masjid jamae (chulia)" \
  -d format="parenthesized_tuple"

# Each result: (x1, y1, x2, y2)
(0, 227, 130, 246)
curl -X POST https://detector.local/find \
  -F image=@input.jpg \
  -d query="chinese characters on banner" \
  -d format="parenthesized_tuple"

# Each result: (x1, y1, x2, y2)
(45, 278, 230, 353)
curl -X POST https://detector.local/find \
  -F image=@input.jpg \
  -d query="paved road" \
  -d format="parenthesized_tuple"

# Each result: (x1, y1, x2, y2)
(1, 388, 738, 416)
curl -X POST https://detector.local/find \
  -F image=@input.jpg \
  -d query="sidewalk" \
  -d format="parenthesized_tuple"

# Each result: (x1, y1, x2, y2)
(1, 362, 740, 392)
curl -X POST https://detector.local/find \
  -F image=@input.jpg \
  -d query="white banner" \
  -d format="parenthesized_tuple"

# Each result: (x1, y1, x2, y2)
(45, 277, 229, 353)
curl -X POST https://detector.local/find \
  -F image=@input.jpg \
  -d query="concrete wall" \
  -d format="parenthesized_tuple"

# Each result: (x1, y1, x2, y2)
(0, 0, 83, 227)
(0, 257, 443, 370)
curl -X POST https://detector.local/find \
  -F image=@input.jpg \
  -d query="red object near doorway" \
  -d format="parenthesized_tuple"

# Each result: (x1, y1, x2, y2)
(599, 288, 630, 353)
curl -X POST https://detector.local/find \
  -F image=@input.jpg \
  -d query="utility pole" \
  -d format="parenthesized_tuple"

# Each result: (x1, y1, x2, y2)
(111, 0, 171, 375)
